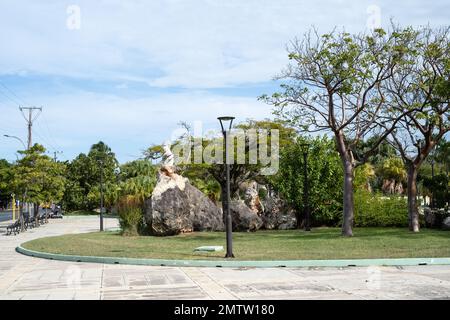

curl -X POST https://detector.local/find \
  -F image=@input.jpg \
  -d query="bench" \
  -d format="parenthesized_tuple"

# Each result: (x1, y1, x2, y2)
(23, 213, 32, 230)
(38, 213, 47, 224)
(6, 220, 21, 236)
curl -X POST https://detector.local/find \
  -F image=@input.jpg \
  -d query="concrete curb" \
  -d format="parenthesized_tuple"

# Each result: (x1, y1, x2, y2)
(16, 245, 450, 268)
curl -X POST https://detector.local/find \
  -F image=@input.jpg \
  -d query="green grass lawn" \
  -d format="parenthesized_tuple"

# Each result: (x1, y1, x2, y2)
(22, 228, 450, 261)
(64, 210, 118, 217)
(64, 210, 99, 216)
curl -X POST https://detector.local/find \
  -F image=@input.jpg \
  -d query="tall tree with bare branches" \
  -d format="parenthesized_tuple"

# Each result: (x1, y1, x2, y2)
(261, 27, 416, 236)
(384, 26, 449, 232)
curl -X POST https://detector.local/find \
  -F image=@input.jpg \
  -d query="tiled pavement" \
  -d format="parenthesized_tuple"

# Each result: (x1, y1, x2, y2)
(0, 216, 449, 300)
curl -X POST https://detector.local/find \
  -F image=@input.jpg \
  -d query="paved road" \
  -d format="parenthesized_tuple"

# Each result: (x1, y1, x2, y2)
(0, 210, 13, 222)
(0, 216, 449, 300)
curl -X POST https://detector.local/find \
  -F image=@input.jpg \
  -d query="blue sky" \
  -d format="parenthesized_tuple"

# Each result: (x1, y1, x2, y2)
(0, 0, 448, 163)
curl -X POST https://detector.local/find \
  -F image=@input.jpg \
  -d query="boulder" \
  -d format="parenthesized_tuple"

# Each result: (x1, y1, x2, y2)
(144, 167, 224, 236)
(187, 185, 224, 232)
(443, 217, 450, 231)
(261, 196, 297, 230)
(229, 200, 263, 232)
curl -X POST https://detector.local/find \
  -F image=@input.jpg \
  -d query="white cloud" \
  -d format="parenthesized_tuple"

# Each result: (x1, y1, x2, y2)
(1, 0, 448, 88)
(0, 91, 271, 162)
(1, 0, 448, 162)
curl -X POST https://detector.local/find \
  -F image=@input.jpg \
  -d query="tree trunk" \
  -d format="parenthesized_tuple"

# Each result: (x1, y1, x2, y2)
(335, 130, 355, 237)
(19, 203, 25, 232)
(342, 161, 355, 236)
(407, 165, 420, 232)
(34, 203, 40, 227)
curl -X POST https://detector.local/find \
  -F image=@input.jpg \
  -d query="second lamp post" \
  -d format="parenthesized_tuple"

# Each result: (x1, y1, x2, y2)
(300, 142, 311, 231)
(218, 116, 235, 258)
(99, 158, 104, 232)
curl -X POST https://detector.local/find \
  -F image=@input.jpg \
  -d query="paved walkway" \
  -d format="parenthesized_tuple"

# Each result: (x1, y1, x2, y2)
(0, 216, 449, 300)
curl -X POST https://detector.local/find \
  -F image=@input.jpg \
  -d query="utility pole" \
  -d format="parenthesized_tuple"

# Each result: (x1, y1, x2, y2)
(19, 107, 42, 227)
(19, 107, 42, 149)
(53, 150, 63, 162)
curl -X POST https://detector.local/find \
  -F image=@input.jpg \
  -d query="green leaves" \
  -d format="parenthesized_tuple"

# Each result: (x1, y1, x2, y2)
(62, 141, 119, 211)
(117, 160, 157, 203)
(274, 136, 343, 226)
(10, 144, 66, 205)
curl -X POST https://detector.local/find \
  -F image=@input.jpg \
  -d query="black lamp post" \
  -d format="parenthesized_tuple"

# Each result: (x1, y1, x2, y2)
(218, 116, 235, 258)
(99, 158, 104, 232)
(300, 142, 311, 231)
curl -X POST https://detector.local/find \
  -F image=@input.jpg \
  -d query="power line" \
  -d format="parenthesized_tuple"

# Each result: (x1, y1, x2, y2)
(40, 112, 63, 151)
(32, 127, 58, 151)
(0, 90, 20, 108)
(0, 81, 65, 158)
(32, 126, 64, 161)
(35, 121, 58, 150)
(0, 81, 28, 105)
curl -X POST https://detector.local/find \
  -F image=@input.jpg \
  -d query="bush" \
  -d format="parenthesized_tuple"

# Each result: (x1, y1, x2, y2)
(275, 136, 344, 227)
(422, 173, 449, 208)
(117, 195, 143, 236)
(354, 190, 408, 227)
(312, 201, 343, 227)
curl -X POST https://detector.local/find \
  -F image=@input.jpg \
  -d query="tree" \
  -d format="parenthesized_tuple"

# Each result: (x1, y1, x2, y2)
(275, 136, 343, 227)
(62, 141, 118, 211)
(10, 144, 65, 228)
(354, 135, 397, 166)
(117, 159, 157, 202)
(385, 26, 449, 231)
(354, 163, 376, 192)
(174, 119, 296, 221)
(0, 159, 13, 209)
(422, 173, 449, 209)
(112, 159, 157, 236)
(434, 138, 449, 176)
(377, 157, 407, 194)
(261, 27, 415, 236)
(62, 154, 91, 211)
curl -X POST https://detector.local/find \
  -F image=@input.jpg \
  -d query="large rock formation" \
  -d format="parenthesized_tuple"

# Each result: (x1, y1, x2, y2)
(229, 200, 263, 232)
(144, 166, 224, 236)
(262, 196, 297, 230)
(239, 181, 297, 230)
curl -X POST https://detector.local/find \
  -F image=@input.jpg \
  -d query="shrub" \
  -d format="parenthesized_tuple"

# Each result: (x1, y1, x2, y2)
(275, 136, 344, 227)
(354, 190, 408, 227)
(117, 195, 143, 236)
(422, 173, 449, 208)
(312, 201, 343, 227)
